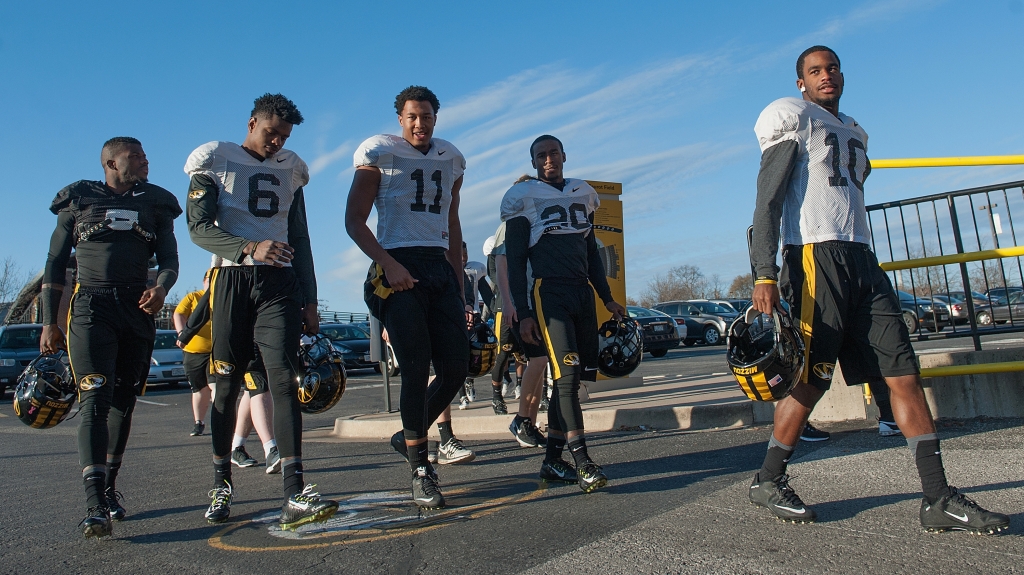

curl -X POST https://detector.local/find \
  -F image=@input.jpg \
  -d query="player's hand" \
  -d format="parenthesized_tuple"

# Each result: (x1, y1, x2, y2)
(520, 317, 543, 346)
(382, 262, 418, 292)
(301, 303, 320, 336)
(752, 282, 784, 315)
(138, 286, 167, 314)
(40, 325, 66, 354)
(252, 240, 294, 267)
(605, 301, 626, 321)
(504, 303, 517, 327)
(176, 340, 185, 349)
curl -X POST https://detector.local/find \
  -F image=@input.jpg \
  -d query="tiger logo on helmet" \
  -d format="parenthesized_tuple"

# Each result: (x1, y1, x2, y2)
(727, 307, 805, 401)
(297, 334, 347, 414)
(13, 351, 77, 429)
(467, 317, 498, 378)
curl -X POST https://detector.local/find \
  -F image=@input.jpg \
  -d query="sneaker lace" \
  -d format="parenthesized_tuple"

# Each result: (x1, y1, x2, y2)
(208, 484, 232, 508)
(447, 438, 467, 453)
(946, 488, 982, 513)
(774, 475, 806, 507)
(416, 468, 442, 498)
(105, 489, 125, 504)
(294, 484, 323, 503)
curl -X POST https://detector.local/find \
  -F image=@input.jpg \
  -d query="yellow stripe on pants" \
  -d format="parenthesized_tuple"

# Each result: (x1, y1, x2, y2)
(532, 279, 561, 381)
(799, 245, 816, 384)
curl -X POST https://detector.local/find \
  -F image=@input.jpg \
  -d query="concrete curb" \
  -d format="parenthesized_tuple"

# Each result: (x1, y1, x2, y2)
(332, 401, 777, 439)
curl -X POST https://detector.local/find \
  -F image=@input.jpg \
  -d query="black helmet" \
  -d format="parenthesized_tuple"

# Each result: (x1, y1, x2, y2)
(597, 317, 643, 377)
(13, 351, 77, 429)
(467, 319, 498, 377)
(297, 335, 347, 414)
(727, 308, 805, 401)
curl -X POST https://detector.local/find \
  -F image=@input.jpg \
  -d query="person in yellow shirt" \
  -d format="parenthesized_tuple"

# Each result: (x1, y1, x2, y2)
(174, 271, 213, 437)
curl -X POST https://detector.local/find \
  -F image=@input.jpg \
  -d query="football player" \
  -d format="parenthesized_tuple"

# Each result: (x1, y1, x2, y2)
(346, 85, 469, 509)
(748, 46, 1008, 533)
(501, 136, 626, 493)
(173, 270, 214, 437)
(40, 137, 181, 537)
(184, 93, 337, 529)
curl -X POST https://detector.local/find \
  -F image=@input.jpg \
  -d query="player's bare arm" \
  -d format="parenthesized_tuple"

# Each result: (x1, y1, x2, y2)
(344, 166, 418, 291)
(446, 175, 465, 305)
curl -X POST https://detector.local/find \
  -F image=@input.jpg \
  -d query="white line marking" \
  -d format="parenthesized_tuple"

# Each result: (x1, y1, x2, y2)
(347, 384, 385, 390)
(644, 375, 666, 380)
(137, 399, 170, 406)
(711, 372, 728, 376)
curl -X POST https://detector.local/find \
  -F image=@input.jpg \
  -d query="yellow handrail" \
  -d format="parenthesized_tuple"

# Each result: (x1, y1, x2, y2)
(872, 155, 1024, 169)
(920, 361, 1024, 378)
(878, 245, 1024, 271)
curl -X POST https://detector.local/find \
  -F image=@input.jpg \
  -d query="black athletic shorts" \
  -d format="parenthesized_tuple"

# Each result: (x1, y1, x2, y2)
(244, 348, 269, 396)
(495, 310, 546, 360)
(182, 350, 209, 393)
(530, 278, 598, 383)
(781, 241, 919, 391)
(68, 285, 154, 396)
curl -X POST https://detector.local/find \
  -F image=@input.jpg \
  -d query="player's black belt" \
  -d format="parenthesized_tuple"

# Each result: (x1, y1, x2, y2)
(77, 284, 148, 295)
(786, 240, 871, 250)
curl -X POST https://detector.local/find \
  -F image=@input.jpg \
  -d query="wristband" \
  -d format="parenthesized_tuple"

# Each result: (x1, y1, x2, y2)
(754, 278, 778, 286)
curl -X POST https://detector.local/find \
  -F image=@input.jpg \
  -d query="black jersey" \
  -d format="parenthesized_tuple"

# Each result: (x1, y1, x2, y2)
(43, 180, 181, 323)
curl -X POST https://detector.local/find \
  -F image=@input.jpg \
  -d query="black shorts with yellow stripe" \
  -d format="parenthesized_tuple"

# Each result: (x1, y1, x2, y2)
(780, 241, 919, 391)
(531, 278, 598, 383)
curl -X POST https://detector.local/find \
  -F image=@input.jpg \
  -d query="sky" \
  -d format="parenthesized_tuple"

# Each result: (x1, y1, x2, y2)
(3, 0, 1024, 311)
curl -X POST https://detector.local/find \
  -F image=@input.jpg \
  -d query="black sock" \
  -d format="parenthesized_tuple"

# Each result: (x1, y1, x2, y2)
(84, 471, 106, 509)
(492, 382, 503, 400)
(437, 421, 454, 444)
(214, 460, 232, 488)
(409, 441, 429, 470)
(758, 437, 794, 481)
(567, 437, 592, 467)
(516, 374, 522, 386)
(105, 459, 122, 491)
(283, 462, 304, 497)
(909, 435, 950, 503)
(546, 434, 566, 462)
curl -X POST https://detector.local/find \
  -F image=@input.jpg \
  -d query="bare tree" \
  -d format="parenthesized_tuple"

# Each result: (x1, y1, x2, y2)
(0, 257, 27, 304)
(638, 265, 715, 307)
(727, 274, 753, 298)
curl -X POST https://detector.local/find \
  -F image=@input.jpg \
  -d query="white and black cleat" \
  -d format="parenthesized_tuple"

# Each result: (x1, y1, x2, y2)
(920, 488, 1010, 535)
(748, 473, 816, 523)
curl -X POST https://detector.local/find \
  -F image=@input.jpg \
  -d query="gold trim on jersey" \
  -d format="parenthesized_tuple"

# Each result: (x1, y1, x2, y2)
(799, 245, 816, 384)
(532, 279, 561, 381)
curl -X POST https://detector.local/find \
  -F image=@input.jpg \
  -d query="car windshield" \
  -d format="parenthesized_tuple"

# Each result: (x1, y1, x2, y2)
(627, 307, 654, 318)
(321, 325, 370, 341)
(699, 302, 733, 314)
(154, 332, 178, 349)
(0, 327, 42, 349)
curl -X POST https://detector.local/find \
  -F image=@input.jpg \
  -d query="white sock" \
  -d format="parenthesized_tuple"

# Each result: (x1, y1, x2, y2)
(232, 434, 246, 450)
(263, 440, 277, 458)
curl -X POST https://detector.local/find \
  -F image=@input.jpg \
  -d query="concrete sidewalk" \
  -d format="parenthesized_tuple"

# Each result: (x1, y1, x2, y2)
(331, 374, 778, 439)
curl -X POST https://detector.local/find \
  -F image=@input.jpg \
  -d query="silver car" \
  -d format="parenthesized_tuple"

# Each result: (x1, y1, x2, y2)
(147, 330, 187, 386)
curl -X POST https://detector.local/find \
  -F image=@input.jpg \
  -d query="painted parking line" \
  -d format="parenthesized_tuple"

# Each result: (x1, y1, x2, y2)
(137, 398, 170, 406)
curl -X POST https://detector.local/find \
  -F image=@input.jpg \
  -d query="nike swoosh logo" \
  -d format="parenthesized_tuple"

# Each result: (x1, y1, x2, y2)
(438, 150, 446, 155)
(572, 187, 580, 192)
(277, 158, 286, 162)
(132, 191, 146, 196)
(775, 506, 806, 514)
(944, 510, 969, 522)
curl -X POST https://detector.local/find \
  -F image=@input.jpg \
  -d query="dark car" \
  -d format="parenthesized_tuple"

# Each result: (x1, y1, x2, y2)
(0, 324, 44, 396)
(651, 301, 728, 346)
(687, 299, 741, 324)
(319, 322, 376, 371)
(897, 291, 949, 333)
(986, 291, 1024, 325)
(147, 330, 187, 386)
(723, 299, 752, 314)
(985, 286, 1023, 304)
(626, 306, 680, 357)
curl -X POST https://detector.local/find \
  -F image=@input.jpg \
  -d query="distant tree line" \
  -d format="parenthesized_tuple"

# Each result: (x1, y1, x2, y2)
(629, 265, 752, 308)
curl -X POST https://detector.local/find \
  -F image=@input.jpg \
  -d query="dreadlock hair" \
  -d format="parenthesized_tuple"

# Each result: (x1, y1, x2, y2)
(796, 46, 840, 79)
(251, 93, 304, 125)
(394, 86, 440, 115)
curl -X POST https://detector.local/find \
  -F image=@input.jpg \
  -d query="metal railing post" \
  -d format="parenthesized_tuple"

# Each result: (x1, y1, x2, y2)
(948, 195, 982, 351)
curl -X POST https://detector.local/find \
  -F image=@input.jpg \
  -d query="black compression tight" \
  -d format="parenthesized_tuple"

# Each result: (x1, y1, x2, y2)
(78, 381, 137, 470)
(546, 374, 585, 435)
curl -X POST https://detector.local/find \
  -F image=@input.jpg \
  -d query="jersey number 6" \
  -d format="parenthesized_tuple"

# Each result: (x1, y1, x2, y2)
(410, 168, 443, 214)
(248, 174, 281, 218)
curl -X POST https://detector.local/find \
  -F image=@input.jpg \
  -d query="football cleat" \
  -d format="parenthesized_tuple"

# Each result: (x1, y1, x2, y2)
(458, 396, 469, 410)
(280, 484, 339, 531)
(510, 417, 541, 448)
(920, 488, 1010, 534)
(79, 505, 112, 538)
(390, 430, 409, 461)
(879, 420, 902, 437)
(799, 423, 830, 442)
(231, 446, 258, 468)
(437, 437, 475, 465)
(501, 381, 512, 398)
(539, 458, 577, 483)
(749, 473, 816, 523)
(577, 462, 608, 493)
(412, 466, 445, 509)
(105, 488, 126, 521)
(464, 378, 476, 402)
(514, 384, 522, 399)
(205, 481, 233, 524)
(190, 421, 205, 436)
(492, 397, 508, 415)
(266, 446, 281, 474)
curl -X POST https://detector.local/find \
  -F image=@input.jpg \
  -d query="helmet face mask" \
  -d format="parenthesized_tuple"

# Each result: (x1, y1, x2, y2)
(13, 351, 77, 429)
(467, 320, 498, 377)
(597, 318, 643, 378)
(297, 335, 347, 414)
(727, 309, 805, 401)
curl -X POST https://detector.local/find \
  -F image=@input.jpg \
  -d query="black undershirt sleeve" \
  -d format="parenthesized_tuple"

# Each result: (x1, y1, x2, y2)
(41, 211, 75, 325)
(586, 219, 614, 304)
(153, 206, 179, 293)
(177, 289, 211, 347)
(186, 174, 250, 264)
(477, 276, 493, 311)
(750, 140, 799, 281)
(287, 187, 317, 307)
(504, 216, 533, 321)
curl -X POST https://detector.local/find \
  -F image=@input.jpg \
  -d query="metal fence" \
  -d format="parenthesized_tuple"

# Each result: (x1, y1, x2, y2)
(319, 310, 369, 324)
(866, 179, 1024, 350)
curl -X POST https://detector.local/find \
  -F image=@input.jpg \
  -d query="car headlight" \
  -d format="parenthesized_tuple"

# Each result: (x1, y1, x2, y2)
(151, 357, 159, 366)
(921, 305, 932, 312)
(0, 359, 15, 367)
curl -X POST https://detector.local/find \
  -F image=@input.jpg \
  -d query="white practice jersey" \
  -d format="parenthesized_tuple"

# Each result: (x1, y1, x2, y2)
(354, 134, 466, 250)
(184, 141, 309, 266)
(499, 178, 599, 247)
(754, 97, 871, 246)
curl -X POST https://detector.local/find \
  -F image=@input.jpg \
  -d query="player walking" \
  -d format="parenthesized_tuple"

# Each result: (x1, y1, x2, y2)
(502, 135, 626, 493)
(346, 86, 469, 509)
(41, 137, 181, 537)
(747, 46, 1009, 533)
(184, 93, 337, 529)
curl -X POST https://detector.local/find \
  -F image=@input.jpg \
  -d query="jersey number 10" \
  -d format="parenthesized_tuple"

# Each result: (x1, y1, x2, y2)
(410, 169, 443, 214)
(824, 132, 868, 192)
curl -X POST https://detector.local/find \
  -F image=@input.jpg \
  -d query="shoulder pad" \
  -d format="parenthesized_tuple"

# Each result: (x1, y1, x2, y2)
(273, 149, 310, 188)
(49, 180, 103, 214)
(500, 181, 534, 221)
(183, 141, 224, 176)
(143, 183, 184, 218)
(353, 134, 400, 168)
(754, 98, 807, 153)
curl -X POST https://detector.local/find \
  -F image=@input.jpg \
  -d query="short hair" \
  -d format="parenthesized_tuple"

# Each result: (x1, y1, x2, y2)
(101, 137, 141, 162)
(395, 86, 440, 115)
(796, 46, 840, 79)
(530, 135, 564, 158)
(251, 93, 304, 125)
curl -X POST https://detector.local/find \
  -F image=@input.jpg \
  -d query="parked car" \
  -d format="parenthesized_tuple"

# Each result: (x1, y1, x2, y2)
(651, 301, 728, 346)
(985, 286, 1023, 304)
(625, 306, 680, 357)
(723, 299, 752, 314)
(987, 291, 1024, 325)
(896, 291, 949, 333)
(687, 299, 741, 324)
(319, 322, 376, 370)
(0, 323, 44, 396)
(931, 295, 969, 325)
(147, 330, 187, 387)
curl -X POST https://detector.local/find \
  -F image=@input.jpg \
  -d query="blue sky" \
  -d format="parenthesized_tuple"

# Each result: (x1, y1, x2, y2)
(3, 1, 1024, 310)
